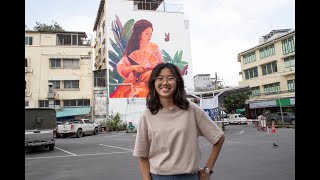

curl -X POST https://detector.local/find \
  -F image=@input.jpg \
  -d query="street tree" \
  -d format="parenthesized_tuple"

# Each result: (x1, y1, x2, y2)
(222, 92, 250, 113)
(33, 21, 65, 32)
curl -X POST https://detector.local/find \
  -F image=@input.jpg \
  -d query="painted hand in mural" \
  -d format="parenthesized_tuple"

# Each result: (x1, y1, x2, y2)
(129, 65, 145, 73)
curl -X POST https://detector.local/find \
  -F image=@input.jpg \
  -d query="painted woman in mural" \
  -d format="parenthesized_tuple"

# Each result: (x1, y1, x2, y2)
(110, 19, 164, 98)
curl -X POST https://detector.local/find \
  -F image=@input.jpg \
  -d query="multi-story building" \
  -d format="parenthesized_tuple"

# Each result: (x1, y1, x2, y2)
(92, 0, 194, 124)
(237, 29, 295, 118)
(25, 30, 94, 121)
(193, 74, 212, 91)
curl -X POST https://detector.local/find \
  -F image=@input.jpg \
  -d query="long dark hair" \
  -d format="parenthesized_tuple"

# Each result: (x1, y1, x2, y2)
(125, 19, 153, 65)
(147, 63, 189, 115)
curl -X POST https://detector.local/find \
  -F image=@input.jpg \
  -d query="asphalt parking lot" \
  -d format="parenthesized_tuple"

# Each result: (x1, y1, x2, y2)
(25, 124, 295, 180)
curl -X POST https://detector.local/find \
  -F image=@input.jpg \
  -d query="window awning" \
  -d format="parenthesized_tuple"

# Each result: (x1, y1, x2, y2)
(56, 107, 91, 118)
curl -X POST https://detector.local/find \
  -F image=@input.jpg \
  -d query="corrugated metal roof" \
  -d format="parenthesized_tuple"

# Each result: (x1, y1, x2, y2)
(56, 107, 91, 118)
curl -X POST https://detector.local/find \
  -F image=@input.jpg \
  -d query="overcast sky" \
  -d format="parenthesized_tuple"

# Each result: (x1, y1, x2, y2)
(25, 0, 295, 86)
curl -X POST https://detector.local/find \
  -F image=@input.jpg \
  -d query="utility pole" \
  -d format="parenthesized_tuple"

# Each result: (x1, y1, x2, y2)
(215, 72, 217, 90)
(105, 68, 110, 129)
(278, 91, 284, 126)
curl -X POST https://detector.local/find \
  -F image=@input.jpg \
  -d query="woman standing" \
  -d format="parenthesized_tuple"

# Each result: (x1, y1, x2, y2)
(133, 63, 225, 180)
(110, 19, 164, 98)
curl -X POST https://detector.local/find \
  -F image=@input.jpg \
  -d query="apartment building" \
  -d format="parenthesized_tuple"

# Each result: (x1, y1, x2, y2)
(25, 30, 94, 121)
(237, 29, 295, 118)
(92, 0, 194, 124)
(193, 74, 212, 91)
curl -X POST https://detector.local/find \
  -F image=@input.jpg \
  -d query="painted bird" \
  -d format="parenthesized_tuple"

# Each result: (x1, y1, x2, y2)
(165, 33, 170, 42)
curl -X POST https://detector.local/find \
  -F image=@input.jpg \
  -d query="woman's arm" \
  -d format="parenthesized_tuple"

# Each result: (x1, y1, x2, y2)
(198, 135, 225, 180)
(138, 157, 151, 180)
(117, 56, 144, 80)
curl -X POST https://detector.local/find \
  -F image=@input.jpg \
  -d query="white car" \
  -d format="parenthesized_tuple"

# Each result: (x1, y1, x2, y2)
(221, 118, 229, 125)
(228, 114, 248, 124)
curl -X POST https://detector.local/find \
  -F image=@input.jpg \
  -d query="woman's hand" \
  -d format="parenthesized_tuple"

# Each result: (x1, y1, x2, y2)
(198, 169, 211, 180)
(130, 65, 145, 73)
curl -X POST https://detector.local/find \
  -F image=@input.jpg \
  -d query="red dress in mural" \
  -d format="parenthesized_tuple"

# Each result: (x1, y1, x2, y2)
(110, 42, 164, 98)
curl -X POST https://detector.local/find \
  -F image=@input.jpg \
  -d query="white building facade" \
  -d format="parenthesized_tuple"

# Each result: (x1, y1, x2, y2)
(92, 0, 194, 124)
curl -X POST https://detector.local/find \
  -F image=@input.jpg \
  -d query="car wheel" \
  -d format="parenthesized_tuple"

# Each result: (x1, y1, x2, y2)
(76, 129, 83, 138)
(291, 119, 295, 125)
(93, 127, 98, 135)
(48, 144, 55, 151)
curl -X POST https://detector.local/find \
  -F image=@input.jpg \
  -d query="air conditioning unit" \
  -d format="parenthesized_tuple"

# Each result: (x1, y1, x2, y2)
(285, 67, 293, 72)
(47, 92, 55, 98)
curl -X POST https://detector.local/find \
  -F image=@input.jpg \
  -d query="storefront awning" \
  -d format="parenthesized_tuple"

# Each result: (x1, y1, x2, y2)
(56, 107, 91, 118)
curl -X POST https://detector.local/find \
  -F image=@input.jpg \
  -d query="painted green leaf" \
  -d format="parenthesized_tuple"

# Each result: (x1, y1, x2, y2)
(178, 51, 183, 62)
(175, 61, 188, 70)
(121, 19, 134, 39)
(112, 29, 121, 45)
(115, 15, 123, 35)
(108, 50, 120, 64)
(109, 60, 117, 70)
(110, 38, 123, 57)
(109, 69, 116, 80)
(161, 49, 173, 63)
(173, 51, 179, 63)
(123, 28, 133, 48)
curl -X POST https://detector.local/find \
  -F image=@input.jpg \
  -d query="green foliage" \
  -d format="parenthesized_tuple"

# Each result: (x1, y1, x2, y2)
(222, 92, 250, 113)
(108, 15, 134, 93)
(161, 49, 188, 73)
(33, 21, 64, 32)
(109, 112, 127, 131)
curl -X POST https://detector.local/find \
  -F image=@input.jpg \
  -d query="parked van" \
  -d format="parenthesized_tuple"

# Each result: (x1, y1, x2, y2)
(228, 114, 247, 124)
(25, 108, 56, 151)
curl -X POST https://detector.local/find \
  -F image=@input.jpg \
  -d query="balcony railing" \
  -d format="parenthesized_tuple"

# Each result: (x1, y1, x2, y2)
(132, 1, 184, 13)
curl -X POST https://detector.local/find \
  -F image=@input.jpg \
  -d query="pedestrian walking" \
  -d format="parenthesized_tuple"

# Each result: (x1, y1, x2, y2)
(133, 63, 225, 180)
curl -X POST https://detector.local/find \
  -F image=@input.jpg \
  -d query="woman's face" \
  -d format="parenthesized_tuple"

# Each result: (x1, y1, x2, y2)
(154, 67, 177, 99)
(140, 27, 153, 44)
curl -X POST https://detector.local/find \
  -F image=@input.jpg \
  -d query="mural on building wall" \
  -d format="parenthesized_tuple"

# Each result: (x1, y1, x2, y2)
(108, 15, 188, 98)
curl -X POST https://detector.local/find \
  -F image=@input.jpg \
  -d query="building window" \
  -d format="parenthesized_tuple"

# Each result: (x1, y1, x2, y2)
(25, 58, 28, 67)
(287, 79, 295, 92)
(284, 55, 295, 68)
(64, 80, 79, 89)
(250, 86, 261, 97)
(259, 44, 275, 59)
(50, 58, 62, 68)
(25, 101, 29, 107)
(25, 36, 33, 45)
(282, 36, 295, 55)
(261, 61, 277, 75)
(64, 99, 90, 107)
(39, 100, 60, 108)
(56, 33, 88, 46)
(243, 52, 256, 64)
(39, 100, 49, 107)
(49, 81, 61, 89)
(244, 67, 258, 80)
(94, 69, 106, 87)
(264, 82, 280, 95)
(63, 59, 80, 69)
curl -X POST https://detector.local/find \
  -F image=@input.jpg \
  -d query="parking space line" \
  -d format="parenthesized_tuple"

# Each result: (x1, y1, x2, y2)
(99, 144, 133, 151)
(25, 151, 132, 160)
(240, 130, 244, 134)
(55, 147, 77, 156)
